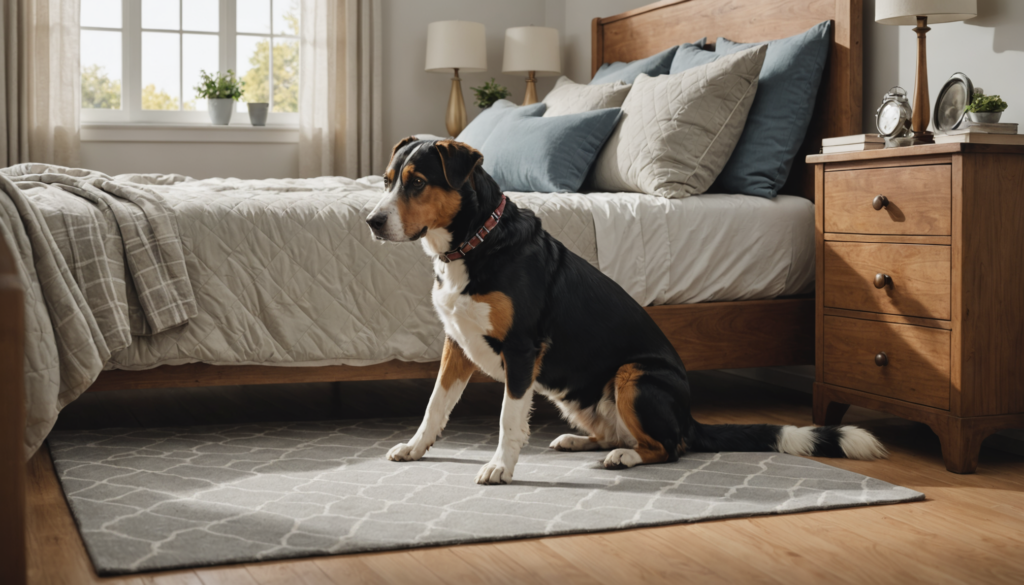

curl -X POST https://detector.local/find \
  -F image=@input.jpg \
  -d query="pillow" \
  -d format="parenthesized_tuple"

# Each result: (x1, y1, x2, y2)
(542, 76, 631, 117)
(590, 44, 767, 198)
(480, 108, 622, 193)
(711, 21, 832, 197)
(668, 43, 720, 75)
(589, 38, 706, 85)
(455, 99, 546, 149)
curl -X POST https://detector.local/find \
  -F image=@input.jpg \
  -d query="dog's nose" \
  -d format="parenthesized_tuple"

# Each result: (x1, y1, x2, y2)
(366, 214, 387, 231)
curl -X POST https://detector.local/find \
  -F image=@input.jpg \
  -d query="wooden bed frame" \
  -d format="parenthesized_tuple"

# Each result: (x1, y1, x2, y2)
(0, 1, 860, 581)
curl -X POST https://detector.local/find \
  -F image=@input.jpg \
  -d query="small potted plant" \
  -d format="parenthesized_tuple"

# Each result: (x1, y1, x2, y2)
(471, 78, 511, 109)
(964, 88, 1008, 124)
(194, 70, 245, 125)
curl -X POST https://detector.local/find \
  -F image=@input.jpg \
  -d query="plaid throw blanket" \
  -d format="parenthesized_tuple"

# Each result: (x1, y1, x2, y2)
(0, 164, 195, 456)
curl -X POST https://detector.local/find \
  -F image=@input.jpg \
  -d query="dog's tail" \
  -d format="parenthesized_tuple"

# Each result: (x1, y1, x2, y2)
(687, 421, 887, 460)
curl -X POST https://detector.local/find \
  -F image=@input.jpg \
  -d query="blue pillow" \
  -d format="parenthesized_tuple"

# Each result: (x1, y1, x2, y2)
(455, 100, 546, 149)
(591, 38, 706, 85)
(669, 43, 720, 74)
(479, 108, 622, 193)
(711, 21, 832, 197)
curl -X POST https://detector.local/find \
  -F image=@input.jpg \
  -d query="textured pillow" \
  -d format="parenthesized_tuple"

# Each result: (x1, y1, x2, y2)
(542, 76, 631, 117)
(669, 43, 720, 74)
(590, 38, 706, 85)
(590, 44, 767, 198)
(711, 21, 832, 197)
(480, 108, 622, 193)
(455, 99, 546, 149)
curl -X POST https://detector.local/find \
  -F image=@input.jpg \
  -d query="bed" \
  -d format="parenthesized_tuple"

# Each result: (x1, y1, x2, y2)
(0, 1, 861, 581)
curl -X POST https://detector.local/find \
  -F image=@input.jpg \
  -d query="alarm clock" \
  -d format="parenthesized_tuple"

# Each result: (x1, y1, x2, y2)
(876, 87, 914, 148)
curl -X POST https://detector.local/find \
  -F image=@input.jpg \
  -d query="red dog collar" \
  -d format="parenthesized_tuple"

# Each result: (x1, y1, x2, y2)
(440, 194, 507, 263)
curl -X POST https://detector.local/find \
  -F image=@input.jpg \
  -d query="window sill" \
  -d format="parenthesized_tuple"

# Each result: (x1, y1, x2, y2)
(81, 123, 300, 144)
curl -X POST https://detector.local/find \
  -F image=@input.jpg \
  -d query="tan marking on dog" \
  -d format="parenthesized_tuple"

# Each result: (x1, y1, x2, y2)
(470, 291, 514, 341)
(401, 164, 425, 186)
(439, 337, 477, 390)
(614, 363, 673, 463)
(396, 183, 463, 238)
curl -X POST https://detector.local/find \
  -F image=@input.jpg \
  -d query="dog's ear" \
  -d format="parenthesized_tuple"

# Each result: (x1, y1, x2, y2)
(434, 140, 484, 190)
(388, 136, 419, 167)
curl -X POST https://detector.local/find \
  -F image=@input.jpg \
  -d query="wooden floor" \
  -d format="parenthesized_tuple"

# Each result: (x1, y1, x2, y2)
(28, 372, 1024, 585)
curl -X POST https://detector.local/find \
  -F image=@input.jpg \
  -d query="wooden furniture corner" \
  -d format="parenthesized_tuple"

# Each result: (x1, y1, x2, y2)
(1, 229, 27, 585)
(809, 142, 1024, 473)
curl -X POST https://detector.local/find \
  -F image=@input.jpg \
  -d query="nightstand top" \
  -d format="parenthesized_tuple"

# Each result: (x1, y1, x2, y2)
(806, 142, 1024, 165)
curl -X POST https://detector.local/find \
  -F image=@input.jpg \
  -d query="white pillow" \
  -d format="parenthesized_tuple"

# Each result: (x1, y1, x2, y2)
(590, 44, 767, 198)
(542, 76, 631, 117)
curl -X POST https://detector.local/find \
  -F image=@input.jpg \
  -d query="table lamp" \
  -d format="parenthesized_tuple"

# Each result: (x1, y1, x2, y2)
(876, 0, 977, 142)
(425, 21, 487, 137)
(502, 26, 561, 105)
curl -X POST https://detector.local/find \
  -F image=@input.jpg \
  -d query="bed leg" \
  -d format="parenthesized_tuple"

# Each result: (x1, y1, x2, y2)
(0, 237, 27, 585)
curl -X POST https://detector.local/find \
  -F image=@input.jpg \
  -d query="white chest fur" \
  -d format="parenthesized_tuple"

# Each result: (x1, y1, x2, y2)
(431, 259, 506, 381)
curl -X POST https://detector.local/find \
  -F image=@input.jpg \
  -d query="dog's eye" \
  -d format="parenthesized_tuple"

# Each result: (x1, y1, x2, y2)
(411, 178, 425, 188)
(382, 176, 390, 189)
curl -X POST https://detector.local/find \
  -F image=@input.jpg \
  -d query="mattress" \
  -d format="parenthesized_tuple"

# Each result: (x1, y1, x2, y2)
(106, 177, 813, 371)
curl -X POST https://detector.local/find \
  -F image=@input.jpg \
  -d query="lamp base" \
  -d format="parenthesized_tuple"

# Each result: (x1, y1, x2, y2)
(912, 16, 932, 136)
(522, 71, 538, 105)
(446, 69, 467, 137)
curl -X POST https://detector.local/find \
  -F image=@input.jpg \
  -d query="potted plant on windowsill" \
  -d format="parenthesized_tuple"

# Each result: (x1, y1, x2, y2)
(194, 70, 245, 125)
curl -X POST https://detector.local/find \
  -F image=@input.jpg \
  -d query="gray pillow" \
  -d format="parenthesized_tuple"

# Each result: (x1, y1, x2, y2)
(709, 21, 831, 197)
(542, 76, 631, 117)
(480, 108, 622, 193)
(589, 46, 677, 85)
(590, 44, 767, 198)
(455, 99, 545, 149)
(669, 43, 720, 74)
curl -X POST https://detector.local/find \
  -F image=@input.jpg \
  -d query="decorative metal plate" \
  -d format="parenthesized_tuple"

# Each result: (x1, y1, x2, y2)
(934, 73, 974, 133)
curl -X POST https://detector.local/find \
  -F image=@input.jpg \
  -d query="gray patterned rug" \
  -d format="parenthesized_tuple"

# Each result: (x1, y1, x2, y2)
(49, 417, 924, 575)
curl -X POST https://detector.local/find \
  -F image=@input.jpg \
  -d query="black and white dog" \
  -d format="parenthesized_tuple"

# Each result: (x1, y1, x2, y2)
(366, 137, 886, 485)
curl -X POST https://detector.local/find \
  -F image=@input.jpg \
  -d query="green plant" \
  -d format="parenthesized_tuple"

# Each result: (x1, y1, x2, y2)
(965, 93, 1008, 114)
(471, 78, 511, 109)
(194, 70, 245, 101)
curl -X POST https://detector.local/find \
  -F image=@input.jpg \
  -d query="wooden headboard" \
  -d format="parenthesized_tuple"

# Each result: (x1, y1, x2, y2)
(592, 0, 863, 199)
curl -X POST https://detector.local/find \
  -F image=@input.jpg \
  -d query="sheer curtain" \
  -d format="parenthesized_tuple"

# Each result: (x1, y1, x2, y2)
(299, 0, 383, 179)
(0, 0, 81, 168)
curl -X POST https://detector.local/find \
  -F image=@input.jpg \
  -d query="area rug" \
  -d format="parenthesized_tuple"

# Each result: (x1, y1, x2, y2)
(49, 417, 924, 575)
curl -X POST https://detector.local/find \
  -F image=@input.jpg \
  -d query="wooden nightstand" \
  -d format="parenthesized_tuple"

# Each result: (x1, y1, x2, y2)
(807, 143, 1024, 473)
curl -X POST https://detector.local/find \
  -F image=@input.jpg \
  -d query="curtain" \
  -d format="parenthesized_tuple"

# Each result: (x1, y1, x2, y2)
(0, 0, 81, 168)
(299, 0, 382, 179)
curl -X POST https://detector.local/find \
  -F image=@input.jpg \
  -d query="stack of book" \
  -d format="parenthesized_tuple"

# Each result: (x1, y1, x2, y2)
(821, 134, 884, 154)
(935, 122, 1024, 145)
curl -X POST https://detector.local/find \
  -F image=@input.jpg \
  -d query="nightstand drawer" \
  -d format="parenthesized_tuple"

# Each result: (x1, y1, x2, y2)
(823, 316, 949, 409)
(823, 242, 950, 320)
(824, 165, 951, 236)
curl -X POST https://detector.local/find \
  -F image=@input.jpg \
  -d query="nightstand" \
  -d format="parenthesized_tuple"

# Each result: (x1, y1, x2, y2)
(807, 143, 1024, 473)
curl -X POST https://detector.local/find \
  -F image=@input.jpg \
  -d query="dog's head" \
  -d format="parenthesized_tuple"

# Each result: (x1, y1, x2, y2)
(366, 137, 485, 246)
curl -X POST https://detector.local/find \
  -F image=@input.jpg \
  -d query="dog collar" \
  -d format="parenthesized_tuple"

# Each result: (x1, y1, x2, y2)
(439, 194, 507, 263)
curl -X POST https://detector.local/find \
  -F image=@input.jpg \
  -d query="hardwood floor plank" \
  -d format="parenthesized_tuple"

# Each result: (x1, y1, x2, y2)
(245, 560, 334, 585)
(195, 566, 260, 585)
(312, 556, 390, 585)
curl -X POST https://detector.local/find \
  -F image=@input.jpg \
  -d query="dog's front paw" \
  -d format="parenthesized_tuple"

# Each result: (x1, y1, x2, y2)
(475, 462, 513, 485)
(387, 442, 426, 462)
(603, 448, 642, 469)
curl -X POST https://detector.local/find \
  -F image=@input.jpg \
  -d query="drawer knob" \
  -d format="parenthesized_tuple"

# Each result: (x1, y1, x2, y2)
(875, 352, 889, 367)
(873, 273, 892, 289)
(872, 195, 889, 210)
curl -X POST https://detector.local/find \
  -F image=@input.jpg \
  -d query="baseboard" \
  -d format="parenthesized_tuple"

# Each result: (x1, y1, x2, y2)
(717, 366, 1024, 456)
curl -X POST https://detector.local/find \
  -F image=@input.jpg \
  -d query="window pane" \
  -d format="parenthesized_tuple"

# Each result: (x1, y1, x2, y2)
(81, 30, 122, 109)
(273, 0, 299, 36)
(272, 38, 298, 113)
(81, 0, 121, 29)
(142, 0, 180, 31)
(237, 0, 271, 34)
(183, 0, 218, 32)
(183, 34, 218, 111)
(142, 32, 181, 110)
(236, 35, 270, 111)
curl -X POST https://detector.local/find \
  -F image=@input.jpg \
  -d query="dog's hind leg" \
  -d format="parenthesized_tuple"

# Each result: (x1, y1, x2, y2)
(388, 337, 476, 462)
(604, 363, 682, 469)
(549, 434, 603, 451)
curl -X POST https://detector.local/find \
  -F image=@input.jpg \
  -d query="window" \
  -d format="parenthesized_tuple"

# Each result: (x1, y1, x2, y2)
(81, 0, 299, 125)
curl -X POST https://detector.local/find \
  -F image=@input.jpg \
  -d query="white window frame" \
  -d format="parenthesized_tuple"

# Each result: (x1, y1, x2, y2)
(81, 0, 299, 127)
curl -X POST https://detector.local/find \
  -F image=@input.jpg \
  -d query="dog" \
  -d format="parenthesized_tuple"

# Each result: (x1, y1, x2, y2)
(366, 137, 886, 485)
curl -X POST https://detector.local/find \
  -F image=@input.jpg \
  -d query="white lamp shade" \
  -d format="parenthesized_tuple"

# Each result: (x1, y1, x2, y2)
(425, 21, 487, 73)
(876, 0, 977, 25)
(502, 26, 561, 76)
